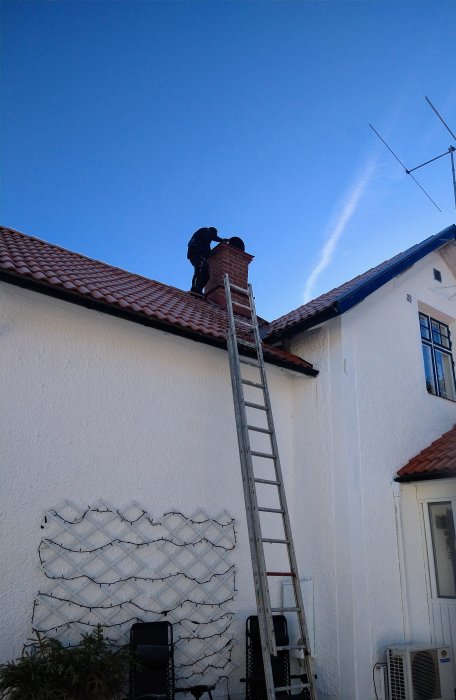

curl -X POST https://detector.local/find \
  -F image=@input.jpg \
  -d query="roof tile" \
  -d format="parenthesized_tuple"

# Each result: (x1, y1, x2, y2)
(396, 425, 456, 480)
(267, 251, 417, 337)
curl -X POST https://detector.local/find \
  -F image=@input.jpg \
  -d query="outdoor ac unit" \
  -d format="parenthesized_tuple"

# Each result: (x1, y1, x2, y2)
(386, 645, 454, 700)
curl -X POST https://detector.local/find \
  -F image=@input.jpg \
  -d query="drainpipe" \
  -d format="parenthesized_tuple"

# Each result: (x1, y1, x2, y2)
(391, 480, 410, 642)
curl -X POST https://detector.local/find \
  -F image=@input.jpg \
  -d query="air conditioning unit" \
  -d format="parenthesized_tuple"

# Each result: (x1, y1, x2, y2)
(386, 645, 454, 700)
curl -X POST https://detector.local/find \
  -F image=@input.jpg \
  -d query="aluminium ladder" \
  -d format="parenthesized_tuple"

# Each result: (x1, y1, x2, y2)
(224, 273, 318, 700)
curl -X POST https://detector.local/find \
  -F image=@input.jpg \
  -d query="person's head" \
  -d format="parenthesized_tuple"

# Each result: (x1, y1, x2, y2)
(208, 226, 218, 240)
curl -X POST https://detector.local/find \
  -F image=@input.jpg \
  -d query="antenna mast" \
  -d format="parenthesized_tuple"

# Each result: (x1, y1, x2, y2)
(425, 96, 456, 210)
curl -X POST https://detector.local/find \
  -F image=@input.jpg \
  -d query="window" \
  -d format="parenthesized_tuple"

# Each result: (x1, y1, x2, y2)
(419, 312, 456, 400)
(428, 502, 456, 598)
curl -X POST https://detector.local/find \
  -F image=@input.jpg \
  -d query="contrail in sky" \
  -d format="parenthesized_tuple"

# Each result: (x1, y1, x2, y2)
(303, 157, 377, 302)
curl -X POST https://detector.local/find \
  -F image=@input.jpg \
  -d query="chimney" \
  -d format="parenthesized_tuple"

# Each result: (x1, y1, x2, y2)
(204, 240, 254, 316)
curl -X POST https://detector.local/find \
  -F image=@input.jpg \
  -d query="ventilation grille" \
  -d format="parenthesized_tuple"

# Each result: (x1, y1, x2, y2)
(411, 650, 440, 700)
(388, 649, 406, 700)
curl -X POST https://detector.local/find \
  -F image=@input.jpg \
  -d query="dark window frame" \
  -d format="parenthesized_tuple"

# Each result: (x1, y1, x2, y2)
(419, 312, 456, 401)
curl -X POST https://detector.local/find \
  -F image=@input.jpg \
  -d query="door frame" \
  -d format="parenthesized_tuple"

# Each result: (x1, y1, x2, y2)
(416, 478, 456, 686)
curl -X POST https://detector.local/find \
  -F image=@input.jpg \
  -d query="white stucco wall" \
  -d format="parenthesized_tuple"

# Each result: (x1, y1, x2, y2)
(287, 246, 456, 699)
(1, 281, 305, 698)
(4, 245, 456, 699)
(289, 326, 340, 698)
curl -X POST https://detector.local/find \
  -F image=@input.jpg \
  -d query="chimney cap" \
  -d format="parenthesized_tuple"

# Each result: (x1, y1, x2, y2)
(227, 236, 245, 252)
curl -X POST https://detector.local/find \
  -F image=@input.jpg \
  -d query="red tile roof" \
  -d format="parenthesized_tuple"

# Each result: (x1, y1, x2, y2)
(267, 255, 403, 337)
(0, 227, 316, 376)
(266, 225, 456, 340)
(396, 425, 456, 481)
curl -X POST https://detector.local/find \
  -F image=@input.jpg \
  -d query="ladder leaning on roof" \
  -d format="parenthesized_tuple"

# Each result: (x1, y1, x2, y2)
(223, 273, 318, 700)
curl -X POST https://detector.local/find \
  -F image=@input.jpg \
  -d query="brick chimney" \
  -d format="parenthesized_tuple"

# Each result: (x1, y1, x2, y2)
(204, 242, 254, 316)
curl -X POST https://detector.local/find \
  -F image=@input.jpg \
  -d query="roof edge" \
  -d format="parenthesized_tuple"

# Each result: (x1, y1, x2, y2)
(268, 303, 341, 341)
(394, 471, 456, 483)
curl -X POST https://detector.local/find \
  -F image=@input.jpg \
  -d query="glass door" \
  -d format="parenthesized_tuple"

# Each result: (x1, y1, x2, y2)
(422, 492, 456, 686)
(427, 501, 456, 599)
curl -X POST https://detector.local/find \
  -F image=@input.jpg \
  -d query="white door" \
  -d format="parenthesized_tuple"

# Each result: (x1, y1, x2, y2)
(418, 481, 456, 682)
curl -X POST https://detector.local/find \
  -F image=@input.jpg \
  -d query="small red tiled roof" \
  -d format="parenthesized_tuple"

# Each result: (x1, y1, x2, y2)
(0, 227, 316, 375)
(396, 425, 456, 481)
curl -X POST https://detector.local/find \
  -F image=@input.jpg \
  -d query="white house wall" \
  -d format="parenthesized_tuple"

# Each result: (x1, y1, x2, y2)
(1, 281, 300, 698)
(4, 246, 456, 699)
(289, 325, 340, 698)
(287, 246, 456, 699)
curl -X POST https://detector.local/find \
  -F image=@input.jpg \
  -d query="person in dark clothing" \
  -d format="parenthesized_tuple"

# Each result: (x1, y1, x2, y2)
(187, 227, 226, 294)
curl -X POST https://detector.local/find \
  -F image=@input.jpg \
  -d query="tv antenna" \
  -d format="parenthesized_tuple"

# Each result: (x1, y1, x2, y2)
(370, 96, 456, 212)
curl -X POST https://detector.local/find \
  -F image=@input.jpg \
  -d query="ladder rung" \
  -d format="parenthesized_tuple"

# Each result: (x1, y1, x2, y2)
(245, 401, 267, 411)
(241, 379, 264, 388)
(229, 283, 249, 295)
(240, 358, 260, 367)
(248, 425, 272, 434)
(254, 478, 280, 485)
(251, 450, 275, 459)
(235, 318, 254, 327)
(271, 607, 301, 613)
(258, 507, 284, 514)
(238, 340, 257, 348)
(263, 540, 289, 545)
(276, 644, 307, 651)
(234, 302, 254, 311)
(274, 683, 311, 692)
(266, 569, 294, 574)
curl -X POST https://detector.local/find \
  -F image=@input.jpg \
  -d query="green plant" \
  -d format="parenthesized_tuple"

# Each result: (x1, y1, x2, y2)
(0, 625, 132, 700)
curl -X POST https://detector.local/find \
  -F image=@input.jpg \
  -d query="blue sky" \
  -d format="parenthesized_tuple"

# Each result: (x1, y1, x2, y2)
(1, 0, 456, 319)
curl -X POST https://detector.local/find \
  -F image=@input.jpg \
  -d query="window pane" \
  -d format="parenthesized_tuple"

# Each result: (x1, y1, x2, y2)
(431, 319, 450, 348)
(435, 350, 456, 400)
(422, 343, 437, 394)
(420, 313, 431, 340)
(431, 319, 441, 345)
(428, 502, 456, 598)
(440, 325, 451, 349)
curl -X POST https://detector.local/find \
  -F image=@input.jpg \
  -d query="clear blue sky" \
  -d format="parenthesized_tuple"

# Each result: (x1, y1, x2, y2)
(1, 0, 455, 319)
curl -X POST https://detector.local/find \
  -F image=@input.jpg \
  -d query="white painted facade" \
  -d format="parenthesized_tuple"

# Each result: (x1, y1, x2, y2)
(286, 247, 456, 699)
(1, 281, 298, 698)
(2, 243, 456, 698)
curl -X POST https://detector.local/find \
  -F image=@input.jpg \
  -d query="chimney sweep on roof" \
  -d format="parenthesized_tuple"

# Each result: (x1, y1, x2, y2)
(187, 227, 227, 295)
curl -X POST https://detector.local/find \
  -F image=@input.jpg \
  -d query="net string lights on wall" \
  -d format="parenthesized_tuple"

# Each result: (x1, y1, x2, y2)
(32, 500, 237, 687)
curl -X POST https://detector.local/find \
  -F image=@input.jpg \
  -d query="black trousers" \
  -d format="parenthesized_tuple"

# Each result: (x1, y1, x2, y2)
(189, 253, 209, 293)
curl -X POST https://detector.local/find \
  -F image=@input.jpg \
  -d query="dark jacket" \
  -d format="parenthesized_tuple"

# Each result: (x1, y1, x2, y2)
(187, 228, 220, 260)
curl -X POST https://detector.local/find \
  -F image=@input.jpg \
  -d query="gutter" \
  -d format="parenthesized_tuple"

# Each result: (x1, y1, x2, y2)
(0, 270, 318, 378)
(394, 472, 455, 483)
